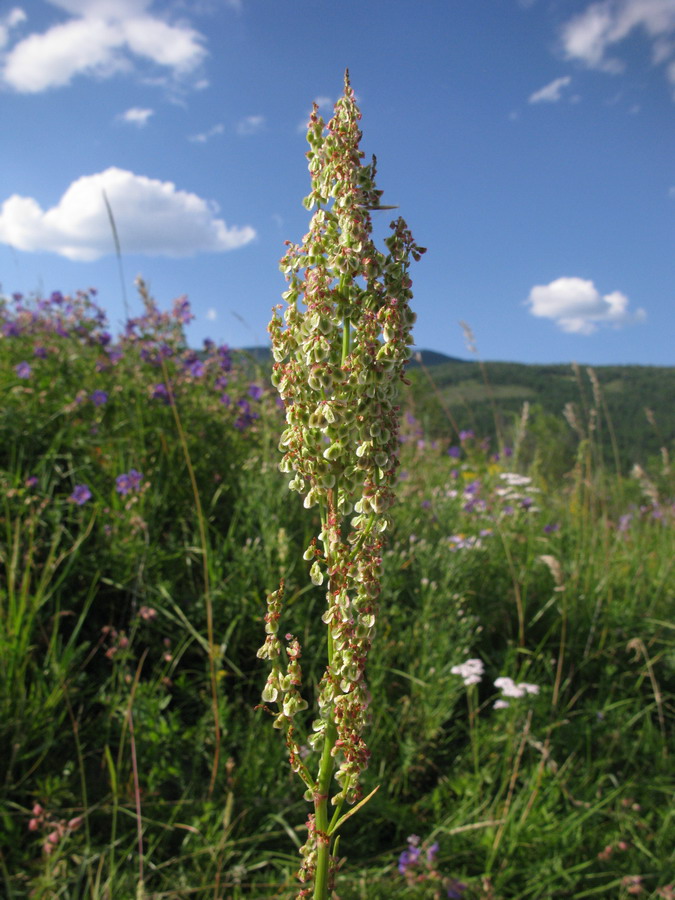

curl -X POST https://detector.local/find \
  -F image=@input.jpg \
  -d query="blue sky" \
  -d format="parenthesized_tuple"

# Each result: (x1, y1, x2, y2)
(0, 0, 673, 365)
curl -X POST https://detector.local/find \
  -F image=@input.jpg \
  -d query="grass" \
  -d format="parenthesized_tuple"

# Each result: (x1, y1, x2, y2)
(0, 286, 673, 899)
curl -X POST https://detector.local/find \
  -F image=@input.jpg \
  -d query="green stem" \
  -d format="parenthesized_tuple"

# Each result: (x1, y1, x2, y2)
(313, 719, 336, 899)
(314, 540, 337, 900)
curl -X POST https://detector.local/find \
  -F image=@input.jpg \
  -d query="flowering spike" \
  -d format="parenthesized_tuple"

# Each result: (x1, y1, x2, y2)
(261, 74, 425, 899)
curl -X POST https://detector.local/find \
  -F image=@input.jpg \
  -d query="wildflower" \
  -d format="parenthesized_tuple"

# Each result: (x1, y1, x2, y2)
(447, 879, 468, 899)
(172, 295, 193, 324)
(494, 699, 510, 709)
(115, 469, 143, 496)
(90, 389, 108, 407)
(448, 445, 461, 458)
(459, 430, 474, 441)
(15, 361, 31, 378)
(543, 523, 559, 533)
(34, 345, 48, 358)
(151, 382, 169, 401)
(451, 658, 484, 686)
(622, 875, 643, 895)
(248, 383, 263, 400)
(187, 359, 205, 378)
(69, 484, 92, 505)
(25, 475, 39, 488)
(138, 606, 157, 621)
(500, 472, 532, 487)
(494, 676, 539, 698)
(398, 835, 421, 874)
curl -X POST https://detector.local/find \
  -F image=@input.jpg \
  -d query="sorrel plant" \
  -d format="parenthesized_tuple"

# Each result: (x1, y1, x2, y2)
(257, 72, 425, 898)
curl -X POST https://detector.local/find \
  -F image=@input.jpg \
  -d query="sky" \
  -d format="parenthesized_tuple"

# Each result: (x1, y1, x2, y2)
(0, 0, 673, 365)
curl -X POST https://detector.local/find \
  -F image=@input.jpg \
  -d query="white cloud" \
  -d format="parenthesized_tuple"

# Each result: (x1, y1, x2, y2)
(0, 0, 206, 93)
(120, 106, 154, 126)
(205, 307, 217, 321)
(188, 123, 224, 143)
(0, 167, 256, 261)
(559, 0, 675, 89)
(529, 75, 572, 103)
(526, 276, 645, 334)
(0, 8, 26, 50)
(235, 114, 265, 136)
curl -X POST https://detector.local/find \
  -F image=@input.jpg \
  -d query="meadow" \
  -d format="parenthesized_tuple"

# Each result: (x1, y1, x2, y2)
(0, 284, 673, 899)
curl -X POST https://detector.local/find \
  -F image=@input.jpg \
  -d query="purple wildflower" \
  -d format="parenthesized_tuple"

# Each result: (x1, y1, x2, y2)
(448, 445, 461, 458)
(544, 523, 559, 534)
(15, 361, 32, 379)
(398, 840, 421, 874)
(172, 296, 193, 324)
(426, 842, 439, 863)
(248, 383, 263, 400)
(3, 321, 20, 337)
(90, 390, 108, 407)
(69, 484, 92, 505)
(25, 475, 39, 488)
(34, 345, 48, 358)
(220, 393, 231, 406)
(151, 383, 170, 402)
(115, 469, 143, 496)
(187, 359, 205, 378)
(217, 344, 231, 371)
(447, 879, 468, 899)
(459, 429, 474, 441)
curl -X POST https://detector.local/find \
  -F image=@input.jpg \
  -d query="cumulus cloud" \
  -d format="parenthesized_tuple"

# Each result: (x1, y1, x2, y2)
(559, 0, 675, 90)
(0, 0, 206, 92)
(0, 167, 256, 261)
(526, 276, 646, 334)
(120, 106, 154, 125)
(235, 114, 265, 136)
(529, 75, 572, 102)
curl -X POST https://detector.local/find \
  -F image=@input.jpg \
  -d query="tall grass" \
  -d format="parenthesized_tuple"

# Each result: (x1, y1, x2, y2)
(0, 287, 673, 898)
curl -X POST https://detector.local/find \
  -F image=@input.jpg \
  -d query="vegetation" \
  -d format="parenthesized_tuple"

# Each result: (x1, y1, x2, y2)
(405, 353, 675, 479)
(0, 281, 673, 899)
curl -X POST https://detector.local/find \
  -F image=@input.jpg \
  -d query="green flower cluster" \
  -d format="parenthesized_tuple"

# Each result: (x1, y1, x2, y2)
(258, 70, 424, 896)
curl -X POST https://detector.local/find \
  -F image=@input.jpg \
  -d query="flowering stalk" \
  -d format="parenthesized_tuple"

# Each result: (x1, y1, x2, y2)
(257, 71, 424, 898)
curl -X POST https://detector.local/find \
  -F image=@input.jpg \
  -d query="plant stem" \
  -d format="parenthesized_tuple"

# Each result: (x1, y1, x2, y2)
(313, 720, 336, 900)
(314, 584, 336, 899)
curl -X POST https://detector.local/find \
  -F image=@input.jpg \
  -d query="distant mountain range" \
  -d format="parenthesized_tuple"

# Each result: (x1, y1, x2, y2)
(231, 346, 674, 474)
(232, 346, 466, 367)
